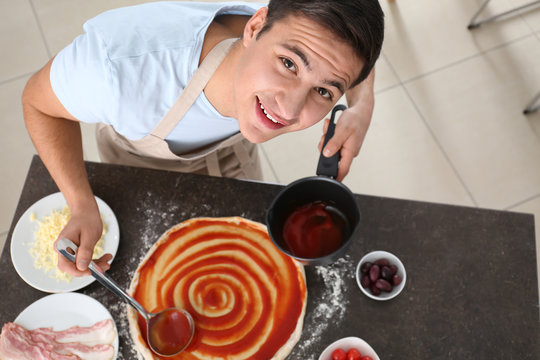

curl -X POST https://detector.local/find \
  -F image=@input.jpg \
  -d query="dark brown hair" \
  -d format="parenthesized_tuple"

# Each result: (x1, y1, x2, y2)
(257, 0, 384, 88)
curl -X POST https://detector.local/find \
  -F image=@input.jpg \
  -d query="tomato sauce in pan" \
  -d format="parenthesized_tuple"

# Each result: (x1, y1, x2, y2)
(283, 201, 348, 258)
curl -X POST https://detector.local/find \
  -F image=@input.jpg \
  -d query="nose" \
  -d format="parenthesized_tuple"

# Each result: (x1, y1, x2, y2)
(275, 84, 309, 121)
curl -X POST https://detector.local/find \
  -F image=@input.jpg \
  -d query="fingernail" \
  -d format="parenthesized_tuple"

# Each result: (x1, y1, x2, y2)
(77, 260, 89, 270)
(324, 149, 331, 157)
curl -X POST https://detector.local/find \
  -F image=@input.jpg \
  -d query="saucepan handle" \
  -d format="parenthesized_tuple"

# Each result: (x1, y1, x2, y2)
(316, 104, 347, 178)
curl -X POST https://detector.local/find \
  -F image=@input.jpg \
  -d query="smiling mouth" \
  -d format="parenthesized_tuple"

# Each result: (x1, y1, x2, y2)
(258, 100, 282, 125)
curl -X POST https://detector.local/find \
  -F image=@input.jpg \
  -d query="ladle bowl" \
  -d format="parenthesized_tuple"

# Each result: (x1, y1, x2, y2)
(56, 238, 194, 357)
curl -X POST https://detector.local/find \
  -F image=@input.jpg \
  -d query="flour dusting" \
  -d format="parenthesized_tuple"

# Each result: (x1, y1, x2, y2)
(115, 190, 188, 359)
(112, 196, 355, 359)
(295, 255, 355, 359)
(131, 191, 186, 268)
(108, 301, 142, 360)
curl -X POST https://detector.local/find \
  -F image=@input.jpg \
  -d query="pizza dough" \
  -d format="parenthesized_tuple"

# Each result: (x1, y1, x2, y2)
(127, 217, 307, 360)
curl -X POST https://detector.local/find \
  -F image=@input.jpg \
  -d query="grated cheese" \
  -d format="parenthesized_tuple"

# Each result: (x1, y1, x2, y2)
(29, 206, 107, 282)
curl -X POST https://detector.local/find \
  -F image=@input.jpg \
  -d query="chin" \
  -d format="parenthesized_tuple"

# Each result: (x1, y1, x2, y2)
(239, 127, 269, 144)
(237, 117, 270, 144)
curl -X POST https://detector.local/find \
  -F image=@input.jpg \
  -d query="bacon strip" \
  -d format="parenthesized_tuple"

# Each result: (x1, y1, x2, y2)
(0, 321, 115, 360)
(32, 319, 116, 346)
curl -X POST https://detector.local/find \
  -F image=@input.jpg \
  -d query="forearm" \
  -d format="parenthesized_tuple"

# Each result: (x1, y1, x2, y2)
(22, 71, 97, 214)
(345, 67, 375, 116)
(22, 59, 107, 274)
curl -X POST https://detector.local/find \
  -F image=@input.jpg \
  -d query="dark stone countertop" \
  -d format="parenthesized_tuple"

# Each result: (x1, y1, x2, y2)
(1, 155, 538, 359)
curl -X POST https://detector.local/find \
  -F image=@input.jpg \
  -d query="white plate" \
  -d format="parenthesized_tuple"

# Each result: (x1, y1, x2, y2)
(10, 192, 120, 293)
(15, 293, 119, 359)
(318, 336, 380, 360)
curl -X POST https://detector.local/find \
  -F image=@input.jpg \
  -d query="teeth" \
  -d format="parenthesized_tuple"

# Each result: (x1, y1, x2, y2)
(259, 102, 279, 124)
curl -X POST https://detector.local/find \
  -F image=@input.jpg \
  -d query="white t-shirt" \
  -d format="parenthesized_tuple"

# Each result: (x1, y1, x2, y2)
(50, 1, 263, 154)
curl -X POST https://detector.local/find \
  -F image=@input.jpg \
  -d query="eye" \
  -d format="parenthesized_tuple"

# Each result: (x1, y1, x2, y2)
(316, 87, 332, 100)
(281, 57, 297, 72)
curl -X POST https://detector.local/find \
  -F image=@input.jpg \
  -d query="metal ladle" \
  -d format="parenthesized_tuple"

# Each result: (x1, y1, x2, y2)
(56, 238, 195, 357)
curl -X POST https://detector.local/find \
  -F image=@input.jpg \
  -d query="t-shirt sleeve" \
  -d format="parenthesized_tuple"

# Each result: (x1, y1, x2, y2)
(50, 23, 114, 125)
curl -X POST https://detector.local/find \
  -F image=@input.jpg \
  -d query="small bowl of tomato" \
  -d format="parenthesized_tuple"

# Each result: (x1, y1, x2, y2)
(318, 336, 379, 360)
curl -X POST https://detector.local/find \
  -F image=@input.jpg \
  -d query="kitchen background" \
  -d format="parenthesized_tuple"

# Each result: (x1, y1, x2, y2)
(1, 0, 539, 291)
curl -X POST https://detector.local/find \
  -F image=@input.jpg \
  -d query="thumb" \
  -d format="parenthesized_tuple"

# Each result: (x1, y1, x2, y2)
(322, 136, 342, 158)
(322, 119, 349, 158)
(75, 239, 94, 271)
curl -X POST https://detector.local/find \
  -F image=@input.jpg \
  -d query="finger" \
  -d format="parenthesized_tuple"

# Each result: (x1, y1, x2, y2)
(99, 253, 113, 262)
(57, 251, 111, 277)
(322, 125, 349, 158)
(317, 118, 330, 152)
(54, 235, 87, 276)
(57, 254, 91, 277)
(336, 148, 354, 182)
(93, 253, 113, 273)
(75, 236, 95, 272)
(322, 117, 330, 133)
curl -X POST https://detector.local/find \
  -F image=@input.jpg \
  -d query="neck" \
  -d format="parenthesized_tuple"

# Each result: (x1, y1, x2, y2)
(201, 15, 250, 119)
(204, 39, 241, 118)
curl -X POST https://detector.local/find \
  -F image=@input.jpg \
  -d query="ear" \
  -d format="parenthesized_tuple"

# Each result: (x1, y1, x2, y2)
(242, 7, 268, 46)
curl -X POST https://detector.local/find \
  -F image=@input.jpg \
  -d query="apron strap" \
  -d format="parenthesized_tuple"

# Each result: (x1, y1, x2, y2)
(150, 37, 238, 140)
(232, 141, 256, 177)
(205, 152, 222, 177)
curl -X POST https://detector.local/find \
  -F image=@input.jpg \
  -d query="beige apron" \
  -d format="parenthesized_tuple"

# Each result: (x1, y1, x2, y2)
(96, 38, 262, 180)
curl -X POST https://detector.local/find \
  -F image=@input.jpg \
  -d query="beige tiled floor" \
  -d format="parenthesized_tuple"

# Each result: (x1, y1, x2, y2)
(1, 1, 539, 286)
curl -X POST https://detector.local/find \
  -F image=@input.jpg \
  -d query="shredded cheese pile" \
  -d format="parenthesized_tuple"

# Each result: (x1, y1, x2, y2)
(29, 206, 107, 282)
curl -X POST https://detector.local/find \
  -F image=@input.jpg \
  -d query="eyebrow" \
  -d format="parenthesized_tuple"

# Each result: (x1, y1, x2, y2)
(283, 44, 311, 70)
(281, 43, 345, 95)
(323, 80, 345, 95)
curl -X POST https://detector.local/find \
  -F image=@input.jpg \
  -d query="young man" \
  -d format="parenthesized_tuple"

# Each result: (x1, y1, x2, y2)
(22, 0, 384, 276)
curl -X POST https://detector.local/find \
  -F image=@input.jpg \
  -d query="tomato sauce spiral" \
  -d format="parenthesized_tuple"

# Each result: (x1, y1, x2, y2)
(128, 217, 307, 360)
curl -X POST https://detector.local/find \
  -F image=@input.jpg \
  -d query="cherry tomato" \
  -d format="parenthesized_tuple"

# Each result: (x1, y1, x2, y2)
(346, 348, 362, 360)
(331, 348, 347, 360)
(360, 356, 374, 360)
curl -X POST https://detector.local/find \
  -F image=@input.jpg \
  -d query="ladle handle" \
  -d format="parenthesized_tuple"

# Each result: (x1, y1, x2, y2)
(316, 104, 347, 178)
(56, 238, 150, 320)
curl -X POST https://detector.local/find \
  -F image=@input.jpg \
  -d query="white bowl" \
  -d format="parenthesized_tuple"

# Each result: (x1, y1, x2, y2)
(356, 250, 406, 301)
(318, 336, 380, 360)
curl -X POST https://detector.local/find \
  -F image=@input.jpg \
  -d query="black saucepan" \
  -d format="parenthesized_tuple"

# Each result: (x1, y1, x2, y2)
(266, 105, 361, 265)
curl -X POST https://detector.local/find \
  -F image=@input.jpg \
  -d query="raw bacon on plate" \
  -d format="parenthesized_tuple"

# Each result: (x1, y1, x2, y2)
(0, 319, 115, 360)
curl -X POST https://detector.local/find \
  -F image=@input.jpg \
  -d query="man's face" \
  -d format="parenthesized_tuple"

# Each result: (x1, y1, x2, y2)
(232, 9, 364, 143)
